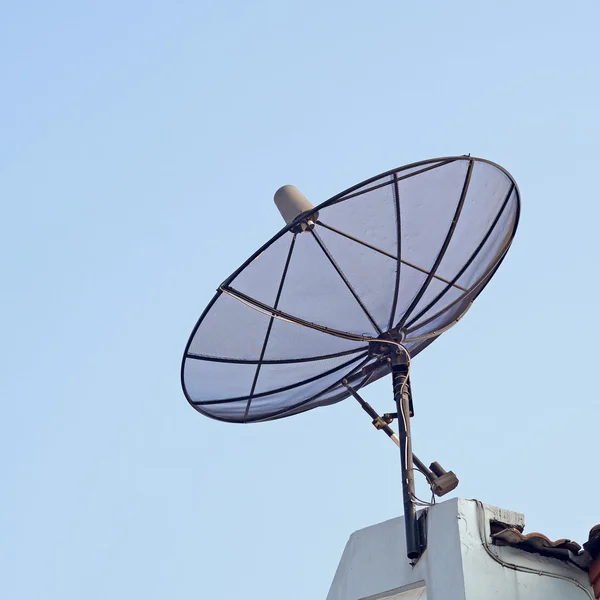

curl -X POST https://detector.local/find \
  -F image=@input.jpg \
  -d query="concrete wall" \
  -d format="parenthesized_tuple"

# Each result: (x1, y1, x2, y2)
(326, 498, 594, 600)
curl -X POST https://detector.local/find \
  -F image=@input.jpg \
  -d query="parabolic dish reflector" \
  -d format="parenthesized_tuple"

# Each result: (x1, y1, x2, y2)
(181, 156, 520, 423)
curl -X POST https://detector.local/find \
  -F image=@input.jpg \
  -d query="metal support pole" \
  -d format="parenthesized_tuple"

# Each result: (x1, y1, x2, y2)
(391, 354, 420, 562)
(342, 378, 437, 489)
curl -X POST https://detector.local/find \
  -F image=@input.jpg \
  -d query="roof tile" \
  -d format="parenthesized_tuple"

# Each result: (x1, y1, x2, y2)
(490, 520, 600, 573)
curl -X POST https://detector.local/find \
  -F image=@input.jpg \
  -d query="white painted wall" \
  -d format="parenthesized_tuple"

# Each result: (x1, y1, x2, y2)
(326, 498, 593, 600)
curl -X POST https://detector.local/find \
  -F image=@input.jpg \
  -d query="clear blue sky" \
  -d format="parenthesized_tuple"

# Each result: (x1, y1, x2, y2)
(2, 1, 599, 598)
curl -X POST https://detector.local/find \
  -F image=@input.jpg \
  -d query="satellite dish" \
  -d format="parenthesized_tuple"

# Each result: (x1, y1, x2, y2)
(181, 155, 520, 561)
